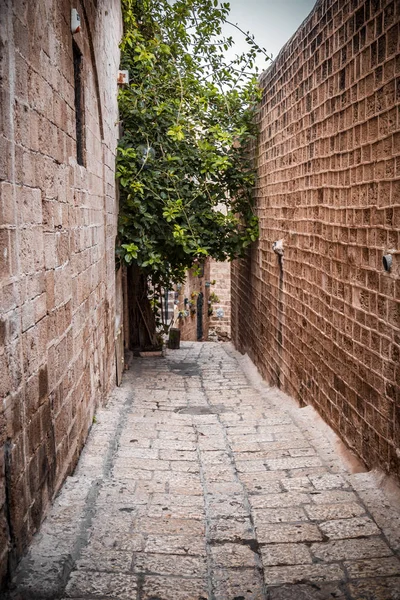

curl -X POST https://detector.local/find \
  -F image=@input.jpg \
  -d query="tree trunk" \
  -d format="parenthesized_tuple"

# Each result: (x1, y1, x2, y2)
(127, 264, 159, 351)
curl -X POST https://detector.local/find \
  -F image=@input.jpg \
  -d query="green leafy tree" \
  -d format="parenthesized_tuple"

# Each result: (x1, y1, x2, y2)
(117, 0, 269, 348)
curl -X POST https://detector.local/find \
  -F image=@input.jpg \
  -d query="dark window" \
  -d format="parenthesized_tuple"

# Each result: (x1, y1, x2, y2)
(73, 41, 86, 166)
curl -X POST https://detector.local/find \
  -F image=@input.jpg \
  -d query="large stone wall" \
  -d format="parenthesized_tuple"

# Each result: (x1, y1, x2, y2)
(232, 0, 400, 477)
(0, 0, 122, 587)
(209, 259, 231, 339)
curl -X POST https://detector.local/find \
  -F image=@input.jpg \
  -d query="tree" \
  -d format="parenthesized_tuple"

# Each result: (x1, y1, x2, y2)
(117, 0, 269, 348)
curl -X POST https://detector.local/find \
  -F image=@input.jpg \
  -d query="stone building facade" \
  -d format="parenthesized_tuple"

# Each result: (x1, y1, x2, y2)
(0, 0, 122, 587)
(232, 0, 400, 478)
(176, 262, 211, 342)
(209, 259, 231, 339)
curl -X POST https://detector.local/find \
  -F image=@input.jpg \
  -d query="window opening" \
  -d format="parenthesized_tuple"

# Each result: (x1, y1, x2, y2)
(73, 41, 86, 166)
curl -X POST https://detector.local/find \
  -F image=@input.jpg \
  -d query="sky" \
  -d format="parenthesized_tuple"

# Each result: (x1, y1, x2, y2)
(222, 0, 317, 73)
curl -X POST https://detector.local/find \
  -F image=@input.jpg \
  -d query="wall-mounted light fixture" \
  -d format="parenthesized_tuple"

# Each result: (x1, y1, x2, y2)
(272, 239, 284, 256)
(71, 8, 81, 34)
(383, 254, 393, 272)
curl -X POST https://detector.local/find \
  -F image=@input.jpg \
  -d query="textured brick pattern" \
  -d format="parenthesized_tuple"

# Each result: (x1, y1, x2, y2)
(209, 259, 231, 338)
(0, 0, 122, 588)
(232, 0, 400, 478)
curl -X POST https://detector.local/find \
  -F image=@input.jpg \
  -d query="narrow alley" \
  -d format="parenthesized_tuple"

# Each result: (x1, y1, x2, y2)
(7, 342, 400, 600)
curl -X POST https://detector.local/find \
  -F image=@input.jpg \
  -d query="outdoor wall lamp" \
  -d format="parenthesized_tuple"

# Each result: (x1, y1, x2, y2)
(383, 254, 392, 272)
(272, 239, 284, 256)
(71, 9, 81, 34)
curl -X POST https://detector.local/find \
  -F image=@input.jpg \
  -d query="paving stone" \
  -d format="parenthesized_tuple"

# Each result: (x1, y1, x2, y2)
(212, 568, 266, 600)
(75, 550, 133, 573)
(210, 543, 260, 568)
(141, 575, 208, 600)
(253, 507, 308, 524)
(261, 543, 313, 566)
(344, 556, 400, 579)
(144, 535, 206, 556)
(267, 583, 347, 599)
(256, 523, 323, 544)
(206, 481, 245, 495)
(319, 516, 380, 540)
(89, 532, 145, 552)
(201, 464, 238, 482)
(64, 571, 137, 599)
(208, 517, 255, 542)
(152, 439, 197, 450)
(236, 460, 269, 473)
(309, 474, 349, 490)
(280, 477, 314, 491)
(135, 516, 205, 536)
(147, 504, 205, 519)
(310, 490, 358, 504)
(133, 553, 208, 577)
(159, 449, 198, 461)
(170, 460, 201, 473)
(304, 502, 366, 521)
(265, 456, 324, 471)
(310, 537, 394, 562)
(208, 495, 249, 519)
(288, 447, 317, 457)
(348, 577, 400, 599)
(111, 467, 153, 480)
(250, 492, 310, 509)
(150, 493, 204, 507)
(264, 563, 345, 585)
(201, 450, 232, 465)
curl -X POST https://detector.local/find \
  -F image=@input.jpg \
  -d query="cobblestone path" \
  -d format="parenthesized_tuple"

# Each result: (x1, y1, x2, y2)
(8, 342, 400, 600)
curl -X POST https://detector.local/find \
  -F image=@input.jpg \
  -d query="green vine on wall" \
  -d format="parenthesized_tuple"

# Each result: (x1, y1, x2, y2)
(117, 0, 269, 330)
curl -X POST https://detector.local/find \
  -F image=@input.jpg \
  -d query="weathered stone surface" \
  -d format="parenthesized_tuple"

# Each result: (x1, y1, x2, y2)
(231, 0, 400, 484)
(319, 517, 380, 540)
(310, 537, 394, 562)
(264, 563, 345, 585)
(261, 543, 313, 566)
(133, 553, 208, 577)
(141, 575, 208, 600)
(256, 523, 323, 544)
(6, 342, 400, 600)
(210, 543, 260, 568)
(344, 557, 400, 579)
(304, 502, 366, 521)
(348, 577, 400, 600)
(144, 535, 206, 556)
(64, 571, 137, 599)
(212, 568, 266, 600)
(253, 507, 308, 524)
(0, 0, 123, 588)
(267, 583, 347, 599)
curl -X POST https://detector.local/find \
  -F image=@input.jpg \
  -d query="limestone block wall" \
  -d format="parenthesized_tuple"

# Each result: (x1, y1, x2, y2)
(209, 259, 231, 339)
(0, 0, 122, 587)
(232, 0, 400, 477)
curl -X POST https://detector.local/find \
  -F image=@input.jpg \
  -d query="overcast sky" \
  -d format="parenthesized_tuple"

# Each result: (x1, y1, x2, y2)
(222, 0, 317, 73)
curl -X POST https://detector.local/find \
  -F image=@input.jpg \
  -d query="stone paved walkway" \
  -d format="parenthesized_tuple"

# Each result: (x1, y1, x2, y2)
(8, 342, 400, 600)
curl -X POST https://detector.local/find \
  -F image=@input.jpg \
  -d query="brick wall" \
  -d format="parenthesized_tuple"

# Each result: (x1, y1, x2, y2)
(209, 259, 231, 339)
(0, 0, 122, 587)
(232, 0, 400, 478)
